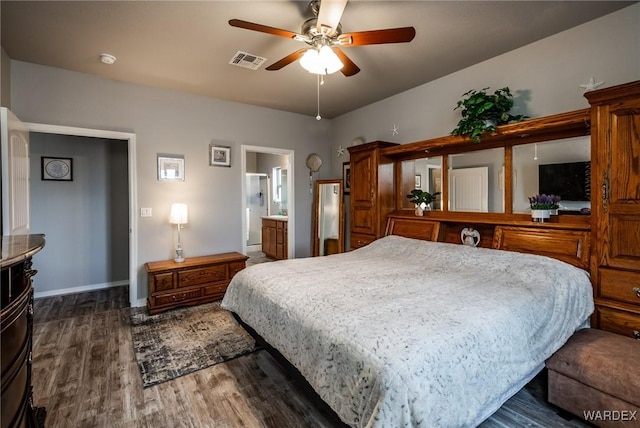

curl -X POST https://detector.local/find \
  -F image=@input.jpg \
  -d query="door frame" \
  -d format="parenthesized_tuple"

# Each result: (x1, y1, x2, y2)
(241, 145, 294, 258)
(25, 122, 139, 307)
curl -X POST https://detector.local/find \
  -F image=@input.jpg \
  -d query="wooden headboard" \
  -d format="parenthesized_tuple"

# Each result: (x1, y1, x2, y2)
(385, 215, 591, 270)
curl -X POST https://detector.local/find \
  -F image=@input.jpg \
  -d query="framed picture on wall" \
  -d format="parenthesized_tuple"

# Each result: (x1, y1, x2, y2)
(209, 144, 231, 167)
(342, 162, 351, 195)
(158, 155, 185, 181)
(415, 174, 422, 188)
(41, 157, 73, 181)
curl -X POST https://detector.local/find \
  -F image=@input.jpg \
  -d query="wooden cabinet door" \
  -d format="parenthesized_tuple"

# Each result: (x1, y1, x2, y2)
(593, 98, 640, 272)
(262, 225, 276, 258)
(350, 150, 376, 235)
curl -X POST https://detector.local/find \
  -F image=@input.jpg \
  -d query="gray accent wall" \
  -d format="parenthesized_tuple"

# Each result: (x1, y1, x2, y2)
(30, 133, 129, 294)
(10, 63, 331, 303)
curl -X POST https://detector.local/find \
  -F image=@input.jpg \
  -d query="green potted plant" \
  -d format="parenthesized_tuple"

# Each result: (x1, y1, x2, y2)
(407, 189, 440, 216)
(451, 87, 528, 143)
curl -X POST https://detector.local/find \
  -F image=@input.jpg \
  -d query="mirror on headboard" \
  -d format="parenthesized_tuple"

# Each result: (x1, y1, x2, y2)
(401, 157, 443, 210)
(448, 147, 505, 213)
(512, 136, 591, 214)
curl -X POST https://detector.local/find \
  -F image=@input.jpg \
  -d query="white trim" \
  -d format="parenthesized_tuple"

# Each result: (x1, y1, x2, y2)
(241, 145, 295, 259)
(34, 280, 128, 299)
(24, 122, 140, 307)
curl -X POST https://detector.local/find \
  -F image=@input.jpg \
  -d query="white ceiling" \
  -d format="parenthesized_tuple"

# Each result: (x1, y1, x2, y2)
(1, 1, 634, 119)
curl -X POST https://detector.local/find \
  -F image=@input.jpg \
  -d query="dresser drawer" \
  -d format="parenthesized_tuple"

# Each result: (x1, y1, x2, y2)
(598, 268, 640, 305)
(153, 289, 202, 307)
(177, 265, 227, 287)
(351, 233, 375, 250)
(229, 262, 245, 278)
(204, 282, 228, 299)
(150, 272, 175, 292)
(596, 305, 640, 340)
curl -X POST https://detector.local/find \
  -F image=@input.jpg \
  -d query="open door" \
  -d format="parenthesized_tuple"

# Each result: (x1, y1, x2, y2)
(1, 108, 31, 235)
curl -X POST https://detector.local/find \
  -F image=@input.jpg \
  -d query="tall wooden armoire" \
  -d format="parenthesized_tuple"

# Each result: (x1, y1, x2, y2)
(586, 80, 640, 339)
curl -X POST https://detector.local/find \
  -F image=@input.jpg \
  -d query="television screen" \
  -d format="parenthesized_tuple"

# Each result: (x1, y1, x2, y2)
(539, 161, 590, 202)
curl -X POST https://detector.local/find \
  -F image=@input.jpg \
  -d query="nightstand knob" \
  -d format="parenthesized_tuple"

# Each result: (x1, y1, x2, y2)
(633, 287, 640, 299)
(633, 330, 640, 341)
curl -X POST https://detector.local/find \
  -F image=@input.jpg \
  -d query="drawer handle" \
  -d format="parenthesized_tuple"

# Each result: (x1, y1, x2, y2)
(634, 330, 640, 341)
(633, 287, 640, 299)
(172, 293, 188, 301)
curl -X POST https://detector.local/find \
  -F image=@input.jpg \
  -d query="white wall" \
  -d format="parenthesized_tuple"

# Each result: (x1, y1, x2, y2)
(29, 133, 129, 294)
(11, 63, 331, 303)
(330, 4, 640, 176)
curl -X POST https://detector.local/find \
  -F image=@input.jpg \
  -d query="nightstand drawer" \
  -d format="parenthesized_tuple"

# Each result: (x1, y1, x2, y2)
(153, 289, 202, 307)
(599, 268, 640, 305)
(151, 272, 175, 292)
(178, 265, 227, 287)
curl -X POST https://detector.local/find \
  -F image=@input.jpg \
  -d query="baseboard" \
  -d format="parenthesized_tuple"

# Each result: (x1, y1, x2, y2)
(247, 244, 262, 252)
(34, 280, 129, 299)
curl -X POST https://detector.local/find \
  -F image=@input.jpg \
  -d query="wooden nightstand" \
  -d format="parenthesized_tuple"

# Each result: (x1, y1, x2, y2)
(145, 252, 248, 315)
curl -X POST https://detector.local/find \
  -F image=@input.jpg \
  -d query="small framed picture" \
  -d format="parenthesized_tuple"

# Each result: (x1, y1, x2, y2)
(158, 155, 185, 181)
(209, 144, 231, 167)
(415, 174, 422, 188)
(342, 162, 351, 195)
(42, 157, 73, 181)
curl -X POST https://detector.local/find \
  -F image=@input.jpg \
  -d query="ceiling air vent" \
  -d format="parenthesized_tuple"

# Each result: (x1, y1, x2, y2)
(229, 51, 267, 70)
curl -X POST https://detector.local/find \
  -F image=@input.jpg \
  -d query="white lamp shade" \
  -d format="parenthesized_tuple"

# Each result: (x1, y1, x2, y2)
(169, 203, 188, 224)
(299, 46, 343, 75)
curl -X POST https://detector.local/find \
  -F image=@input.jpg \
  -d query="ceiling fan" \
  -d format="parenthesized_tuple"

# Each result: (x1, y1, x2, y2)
(229, 0, 416, 76)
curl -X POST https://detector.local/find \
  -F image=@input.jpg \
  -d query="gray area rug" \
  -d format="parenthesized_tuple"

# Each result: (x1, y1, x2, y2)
(130, 301, 259, 388)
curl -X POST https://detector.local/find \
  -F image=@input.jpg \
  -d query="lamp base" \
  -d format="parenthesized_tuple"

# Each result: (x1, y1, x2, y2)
(174, 247, 185, 263)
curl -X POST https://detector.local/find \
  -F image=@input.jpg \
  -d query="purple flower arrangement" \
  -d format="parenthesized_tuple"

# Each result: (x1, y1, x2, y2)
(529, 194, 561, 210)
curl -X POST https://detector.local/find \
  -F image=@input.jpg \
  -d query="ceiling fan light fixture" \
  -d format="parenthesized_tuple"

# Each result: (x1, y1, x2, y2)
(299, 45, 343, 75)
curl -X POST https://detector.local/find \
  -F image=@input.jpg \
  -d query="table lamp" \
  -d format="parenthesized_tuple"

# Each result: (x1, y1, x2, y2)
(169, 203, 188, 262)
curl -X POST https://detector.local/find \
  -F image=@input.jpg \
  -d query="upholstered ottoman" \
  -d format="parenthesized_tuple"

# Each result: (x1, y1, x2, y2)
(546, 328, 640, 427)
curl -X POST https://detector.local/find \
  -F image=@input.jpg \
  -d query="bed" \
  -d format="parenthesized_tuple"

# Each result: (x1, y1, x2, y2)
(221, 225, 594, 427)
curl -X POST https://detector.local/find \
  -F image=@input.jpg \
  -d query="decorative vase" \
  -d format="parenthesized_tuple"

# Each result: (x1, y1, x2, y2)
(531, 209, 551, 222)
(414, 205, 424, 216)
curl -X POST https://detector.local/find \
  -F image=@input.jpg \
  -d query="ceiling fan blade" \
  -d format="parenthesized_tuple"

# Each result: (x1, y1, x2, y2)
(265, 49, 307, 71)
(316, 0, 348, 36)
(339, 27, 416, 46)
(332, 48, 360, 77)
(229, 19, 299, 39)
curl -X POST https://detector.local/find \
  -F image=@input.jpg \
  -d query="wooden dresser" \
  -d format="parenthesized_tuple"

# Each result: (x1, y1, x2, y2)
(261, 218, 288, 260)
(1, 234, 46, 428)
(586, 81, 640, 340)
(145, 252, 248, 315)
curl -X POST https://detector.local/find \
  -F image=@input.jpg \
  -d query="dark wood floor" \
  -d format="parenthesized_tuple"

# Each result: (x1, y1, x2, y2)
(32, 287, 591, 428)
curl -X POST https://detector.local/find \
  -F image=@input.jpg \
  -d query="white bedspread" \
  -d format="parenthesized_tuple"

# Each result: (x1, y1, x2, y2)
(222, 235, 594, 428)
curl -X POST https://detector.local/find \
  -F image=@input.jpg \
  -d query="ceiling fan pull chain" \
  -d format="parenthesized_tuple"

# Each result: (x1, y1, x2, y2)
(316, 74, 322, 120)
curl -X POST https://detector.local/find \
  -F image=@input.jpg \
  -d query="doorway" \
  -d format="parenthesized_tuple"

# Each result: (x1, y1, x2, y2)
(246, 172, 269, 251)
(25, 122, 139, 307)
(241, 145, 294, 259)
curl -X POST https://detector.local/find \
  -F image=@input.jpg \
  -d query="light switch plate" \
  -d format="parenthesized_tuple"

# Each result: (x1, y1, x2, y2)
(140, 208, 152, 217)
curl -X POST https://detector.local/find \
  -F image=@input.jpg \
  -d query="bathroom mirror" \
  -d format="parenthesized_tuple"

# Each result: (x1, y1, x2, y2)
(313, 179, 344, 257)
(448, 147, 505, 213)
(400, 157, 443, 210)
(512, 136, 590, 213)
